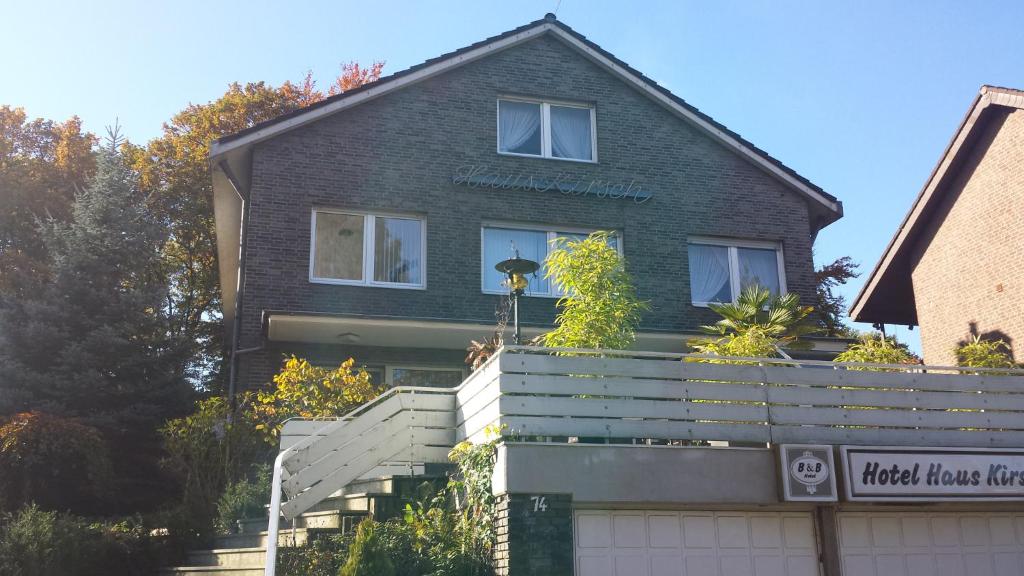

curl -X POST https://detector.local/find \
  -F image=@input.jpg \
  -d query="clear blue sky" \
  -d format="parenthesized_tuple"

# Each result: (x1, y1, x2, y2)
(4, 0, 1022, 351)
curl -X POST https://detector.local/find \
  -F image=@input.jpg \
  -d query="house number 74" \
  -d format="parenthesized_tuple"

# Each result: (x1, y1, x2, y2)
(530, 496, 547, 512)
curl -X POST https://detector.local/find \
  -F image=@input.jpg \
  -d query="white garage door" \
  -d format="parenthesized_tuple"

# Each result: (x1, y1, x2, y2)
(839, 511, 1024, 576)
(575, 510, 820, 576)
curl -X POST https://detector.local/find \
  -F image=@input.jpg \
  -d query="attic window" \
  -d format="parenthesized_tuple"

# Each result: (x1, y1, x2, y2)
(497, 98, 596, 162)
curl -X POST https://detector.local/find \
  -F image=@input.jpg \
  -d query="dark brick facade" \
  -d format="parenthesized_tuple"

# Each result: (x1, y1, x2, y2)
(494, 493, 574, 576)
(236, 33, 823, 389)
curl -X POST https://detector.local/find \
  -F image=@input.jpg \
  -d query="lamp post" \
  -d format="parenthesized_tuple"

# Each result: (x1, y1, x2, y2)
(494, 252, 539, 344)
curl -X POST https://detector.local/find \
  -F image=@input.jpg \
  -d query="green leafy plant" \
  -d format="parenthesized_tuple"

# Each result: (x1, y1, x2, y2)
(954, 336, 1018, 370)
(0, 411, 113, 514)
(277, 533, 354, 576)
(215, 464, 272, 534)
(0, 505, 159, 576)
(339, 520, 396, 576)
(160, 395, 270, 544)
(541, 232, 648, 350)
(689, 285, 817, 360)
(833, 333, 920, 370)
(252, 356, 383, 442)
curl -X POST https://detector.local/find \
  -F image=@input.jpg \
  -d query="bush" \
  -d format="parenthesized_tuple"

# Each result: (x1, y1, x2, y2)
(834, 333, 920, 369)
(339, 520, 396, 576)
(215, 464, 272, 534)
(954, 336, 1018, 370)
(541, 232, 648, 350)
(252, 356, 382, 443)
(0, 411, 112, 514)
(160, 395, 271, 544)
(688, 285, 816, 361)
(0, 505, 159, 576)
(277, 533, 352, 576)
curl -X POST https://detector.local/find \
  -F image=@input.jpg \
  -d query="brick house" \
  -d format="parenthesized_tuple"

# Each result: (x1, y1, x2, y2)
(850, 85, 1024, 365)
(211, 14, 843, 397)
(184, 17, 1024, 576)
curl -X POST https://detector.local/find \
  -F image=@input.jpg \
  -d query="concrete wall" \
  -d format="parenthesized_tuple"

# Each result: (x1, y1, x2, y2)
(911, 107, 1024, 365)
(238, 32, 823, 389)
(493, 443, 781, 505)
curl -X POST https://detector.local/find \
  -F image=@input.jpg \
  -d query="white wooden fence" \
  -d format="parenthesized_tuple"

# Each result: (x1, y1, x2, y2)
(458, 346, 1024, 448)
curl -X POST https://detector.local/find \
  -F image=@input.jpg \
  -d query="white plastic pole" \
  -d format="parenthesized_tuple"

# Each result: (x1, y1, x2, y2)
(265, 449, 288, 576)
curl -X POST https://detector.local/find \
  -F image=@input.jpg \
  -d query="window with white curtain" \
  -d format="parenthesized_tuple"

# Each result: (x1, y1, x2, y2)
(310, 210, 424, 288)
(687, 238, 785, 305)
(482, 225, 619, 297)
(498, 98, 595, 161)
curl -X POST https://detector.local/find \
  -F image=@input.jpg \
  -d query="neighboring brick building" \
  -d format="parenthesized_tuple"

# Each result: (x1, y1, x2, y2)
(211, 14, 843, 394)
(851, 85, 1024, 365)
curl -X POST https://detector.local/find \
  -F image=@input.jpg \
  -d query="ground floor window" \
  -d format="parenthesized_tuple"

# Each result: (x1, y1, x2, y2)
(687, 237, 786, 305)
(363, 365, 465, 388)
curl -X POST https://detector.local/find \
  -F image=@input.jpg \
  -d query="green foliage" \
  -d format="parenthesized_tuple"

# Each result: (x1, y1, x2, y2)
(689, 285, 817, 359)
(954, 336, 1018, 370)
(252, 356, 383, 442)
(0, 505, 159, 576)
(0, 411, 112, 514)
(0, 142, 194, 512)
(277, 533, 353, 576)
(339, 520, 396, 576)
(215, 464, 272, 534)
(541, 232, 648, 350)
(814, 256, 859, 337)
(834, 333, 920, 369)
(333, 432, 501, 576)
(160, 395, 270, 544)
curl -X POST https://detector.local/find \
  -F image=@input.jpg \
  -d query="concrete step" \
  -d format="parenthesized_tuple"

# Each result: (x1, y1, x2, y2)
(214, 528, 309, 549)
(161, 567, 264, 576)
(186, 547, 265, 569)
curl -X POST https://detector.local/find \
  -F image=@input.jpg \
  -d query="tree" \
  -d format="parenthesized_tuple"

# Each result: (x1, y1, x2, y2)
(814, 256, 859, 337)
(954, 336, 1018, 370)
(833, 332, 920, 369)
(251, 356, 381, 443)
(0, 107, 96, 300)
(541, 232, 648, 350)
(126, 62, 384, 390)
(689, 285, 817, 359)
(0, 136, 192, 511)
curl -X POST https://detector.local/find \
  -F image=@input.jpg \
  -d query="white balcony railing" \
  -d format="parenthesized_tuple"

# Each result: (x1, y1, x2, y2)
(458, 346, 1024, 448)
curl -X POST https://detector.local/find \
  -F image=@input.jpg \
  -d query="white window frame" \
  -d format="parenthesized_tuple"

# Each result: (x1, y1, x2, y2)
(309, 208, 426, 289)
(481, 222, 623, 298)
(687, 236, 787, 307)
(496, 97, 598, 163)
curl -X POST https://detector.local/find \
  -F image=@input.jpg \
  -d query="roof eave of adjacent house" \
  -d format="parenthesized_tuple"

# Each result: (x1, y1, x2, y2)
(849, 85, 1024, 325)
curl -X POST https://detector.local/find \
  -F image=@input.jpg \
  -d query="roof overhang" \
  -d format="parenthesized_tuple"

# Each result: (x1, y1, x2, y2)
(211, 15, 843, 335)
(263, 311, 853, 357)
(850, 85, 1024, 325)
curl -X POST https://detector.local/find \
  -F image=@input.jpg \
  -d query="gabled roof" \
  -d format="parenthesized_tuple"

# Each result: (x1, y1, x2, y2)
(211, 14, 843, 335)
(850, 85, 1024, 325)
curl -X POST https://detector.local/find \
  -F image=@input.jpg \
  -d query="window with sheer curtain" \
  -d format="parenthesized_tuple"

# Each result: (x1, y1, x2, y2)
(688, 239, 784, 305)
(311, 210, 424, 287)
(482, 226, 619, 297)
(498, 98, 594, 161)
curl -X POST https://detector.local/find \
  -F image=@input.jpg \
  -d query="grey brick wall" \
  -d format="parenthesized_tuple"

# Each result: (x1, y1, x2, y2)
(237, 32, 820, 388)
(494, 493, 574, 576)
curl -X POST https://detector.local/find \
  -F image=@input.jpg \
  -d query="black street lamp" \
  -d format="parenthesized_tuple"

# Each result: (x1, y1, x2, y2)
(494, 251, 539, 345)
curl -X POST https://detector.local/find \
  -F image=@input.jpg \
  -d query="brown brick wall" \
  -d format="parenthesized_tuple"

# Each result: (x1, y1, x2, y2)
(910, 107, 1024, 365)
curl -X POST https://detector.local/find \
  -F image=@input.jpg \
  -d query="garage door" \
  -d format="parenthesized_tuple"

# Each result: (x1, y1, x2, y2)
(839, 511, 1024, 576)
(575, 510, 819, 576)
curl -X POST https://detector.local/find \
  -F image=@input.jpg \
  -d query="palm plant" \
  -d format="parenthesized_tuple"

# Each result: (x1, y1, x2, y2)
(689, 285, 817, 358)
